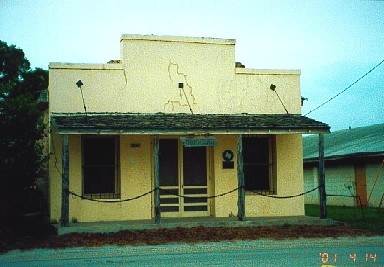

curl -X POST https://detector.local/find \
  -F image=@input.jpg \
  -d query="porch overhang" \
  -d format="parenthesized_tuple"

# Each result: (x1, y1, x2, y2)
(50, 112, 330, 135)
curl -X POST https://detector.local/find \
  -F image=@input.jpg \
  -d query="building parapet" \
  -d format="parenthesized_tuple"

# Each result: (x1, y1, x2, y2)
(121, 34, 236, 45)
(49, 62, 123, 70)
(236, 68, 301, 75)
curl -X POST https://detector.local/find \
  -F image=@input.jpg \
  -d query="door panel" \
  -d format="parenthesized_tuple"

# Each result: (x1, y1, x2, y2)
(158, 139, 209, 217)
(182, 147, 208, 215)
(159, 139, 180, 215)
(355, 164, 367, 206)
(159, 187, 179, 213)
(159, 139, 178, 186)
(183, 147, 207, 186)
(182, 185, 208, 214)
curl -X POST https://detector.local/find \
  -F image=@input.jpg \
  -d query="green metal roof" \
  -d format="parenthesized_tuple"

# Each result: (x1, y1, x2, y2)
(303, 123, 384, 162)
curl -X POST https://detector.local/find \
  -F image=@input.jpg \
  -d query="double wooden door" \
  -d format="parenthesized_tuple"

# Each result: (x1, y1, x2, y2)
(158, 139, 209, 217)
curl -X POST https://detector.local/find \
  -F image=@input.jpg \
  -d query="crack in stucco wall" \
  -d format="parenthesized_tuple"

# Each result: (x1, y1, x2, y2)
(122, 69, 127, 86)
(165, 62, 197, 112)
(163, 100, 186, 111)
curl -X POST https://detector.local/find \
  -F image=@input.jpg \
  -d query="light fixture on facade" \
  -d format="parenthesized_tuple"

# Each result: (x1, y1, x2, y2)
(76, 80, 83, 88)
(301, 96, 308, 106)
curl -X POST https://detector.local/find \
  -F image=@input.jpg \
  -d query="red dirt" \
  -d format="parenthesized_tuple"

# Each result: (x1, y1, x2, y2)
(1, 224, 375, 253)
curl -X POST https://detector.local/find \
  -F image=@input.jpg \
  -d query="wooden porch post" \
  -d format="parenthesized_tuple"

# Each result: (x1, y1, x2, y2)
(318, 133, 327, 219)
(61, 134, 69, 227)
(153, 135, 161, 224)
(237, 134, 245, 221)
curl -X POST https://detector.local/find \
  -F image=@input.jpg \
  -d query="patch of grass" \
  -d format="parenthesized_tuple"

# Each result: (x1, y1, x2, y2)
(305, 204, 384, 234)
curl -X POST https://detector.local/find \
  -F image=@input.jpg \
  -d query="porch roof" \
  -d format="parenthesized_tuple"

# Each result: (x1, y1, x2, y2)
(51, 112, 330, 135)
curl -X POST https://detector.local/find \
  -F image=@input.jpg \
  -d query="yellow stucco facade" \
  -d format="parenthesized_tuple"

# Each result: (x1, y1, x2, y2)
(50, 35, 300, 115)
(49, 34, 313, 223)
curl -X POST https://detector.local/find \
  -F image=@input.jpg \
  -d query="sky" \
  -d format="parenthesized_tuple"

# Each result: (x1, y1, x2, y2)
(1, 0, 383, 131)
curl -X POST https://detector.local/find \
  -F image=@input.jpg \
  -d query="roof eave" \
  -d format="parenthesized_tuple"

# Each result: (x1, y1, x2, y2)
(304, 152, 384, 163)
(53, 127, 329, 135)
(50, 113, 330, 135)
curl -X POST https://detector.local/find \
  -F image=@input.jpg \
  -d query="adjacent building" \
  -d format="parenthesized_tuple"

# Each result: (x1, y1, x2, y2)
(303, 124, 384, 207)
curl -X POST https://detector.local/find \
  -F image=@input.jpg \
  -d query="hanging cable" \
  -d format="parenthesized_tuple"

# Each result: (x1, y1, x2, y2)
(252, 185, 321, 199)
(75, 80, 90, 126)
(79, 87, 87, 114)
(270, 84, 289, 114)
(274, 90, 289, 114)
(65, 184, 323, 204)
(66, 188, 155, 203)
(160, 187, 240, 200)
(76, 80, 88, 114)
(305, 59, 384, 116)
(181, 86, 194, 114)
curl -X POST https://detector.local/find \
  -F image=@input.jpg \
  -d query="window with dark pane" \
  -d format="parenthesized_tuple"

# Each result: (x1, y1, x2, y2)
(82, 136, 119, 198)
(243, 136, 274, 193)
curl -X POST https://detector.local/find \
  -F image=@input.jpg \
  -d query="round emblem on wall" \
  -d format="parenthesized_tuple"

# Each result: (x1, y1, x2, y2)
(222, 150, 234, 162)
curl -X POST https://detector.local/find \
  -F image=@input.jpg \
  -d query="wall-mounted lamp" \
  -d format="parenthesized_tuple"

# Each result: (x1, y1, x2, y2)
(76, 80, 84, 88)
(270, 84, 276, 91)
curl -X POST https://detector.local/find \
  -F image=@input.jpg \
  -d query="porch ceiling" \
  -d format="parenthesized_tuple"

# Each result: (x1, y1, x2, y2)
(50, 112, 330, 135)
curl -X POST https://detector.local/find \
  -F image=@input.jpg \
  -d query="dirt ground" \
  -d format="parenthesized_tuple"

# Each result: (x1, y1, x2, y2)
(1, 224, 375, 253)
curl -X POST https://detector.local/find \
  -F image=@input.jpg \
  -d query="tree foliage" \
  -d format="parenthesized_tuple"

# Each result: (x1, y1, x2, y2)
(0, 40, 48, 215)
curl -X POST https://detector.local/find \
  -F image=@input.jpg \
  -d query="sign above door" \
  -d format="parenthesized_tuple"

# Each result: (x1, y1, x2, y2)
(180, 136, 218, 147)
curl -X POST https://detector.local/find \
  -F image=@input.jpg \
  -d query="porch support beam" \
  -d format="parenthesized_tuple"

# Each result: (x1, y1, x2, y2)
(318, 133, 327, 219)
(61, 134, 69, 227)
(237, 134, 245, 221)
(153, 135, 161, 224)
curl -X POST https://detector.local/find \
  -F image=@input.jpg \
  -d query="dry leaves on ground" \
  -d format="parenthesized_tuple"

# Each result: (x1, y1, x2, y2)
(1, 224, 375, 253)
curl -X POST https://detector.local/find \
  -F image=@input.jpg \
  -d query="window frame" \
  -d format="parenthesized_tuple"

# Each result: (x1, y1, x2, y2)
(242, 135, 276, 195)
(81, 135, 120, 199)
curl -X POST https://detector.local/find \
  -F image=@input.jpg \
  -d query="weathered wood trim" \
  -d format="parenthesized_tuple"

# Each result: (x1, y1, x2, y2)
(153, 135, 161, 224)
(237, 134, 245, 221)
(318, 133, 327, 219)
(52, 128, 330, 135)
(61, 134, 69, 227)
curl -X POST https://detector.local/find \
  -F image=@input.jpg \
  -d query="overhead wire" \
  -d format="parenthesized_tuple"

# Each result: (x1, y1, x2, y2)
(304, 59, 384, 116)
